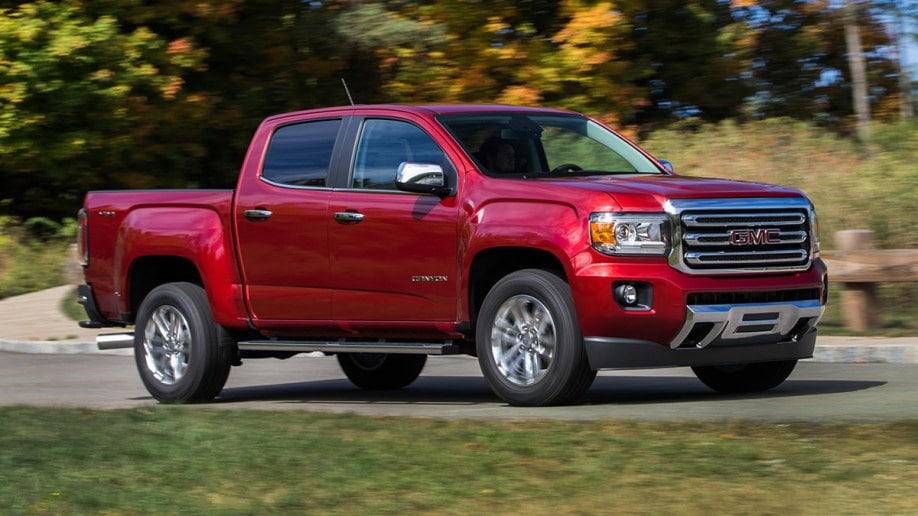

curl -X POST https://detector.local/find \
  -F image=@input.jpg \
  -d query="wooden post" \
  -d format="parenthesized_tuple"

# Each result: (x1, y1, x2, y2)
(835, 230, 879, 331)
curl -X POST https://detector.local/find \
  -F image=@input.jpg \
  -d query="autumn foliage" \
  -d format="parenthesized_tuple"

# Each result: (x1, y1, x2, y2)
(0, 0, 912, 221)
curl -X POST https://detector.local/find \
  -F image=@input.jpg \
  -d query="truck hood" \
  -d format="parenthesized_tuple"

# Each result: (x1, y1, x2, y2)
(534, 174, 806, 211)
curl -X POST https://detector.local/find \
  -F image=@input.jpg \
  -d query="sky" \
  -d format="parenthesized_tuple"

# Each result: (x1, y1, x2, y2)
(907, 36, 918, 79)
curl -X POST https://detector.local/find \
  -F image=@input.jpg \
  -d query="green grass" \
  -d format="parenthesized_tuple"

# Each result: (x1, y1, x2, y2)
(0, 407, 915, 514)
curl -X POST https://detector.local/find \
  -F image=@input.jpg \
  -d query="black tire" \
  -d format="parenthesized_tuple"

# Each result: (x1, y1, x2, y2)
(134, 282, 233, 403)
(692, 360, 798, 393)
(476, 269, 596, 406)
(337, 353, 427, 390)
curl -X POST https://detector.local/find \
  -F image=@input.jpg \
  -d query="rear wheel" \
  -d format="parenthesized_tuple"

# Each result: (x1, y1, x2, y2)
(476, 269, 595, 406)
(134, 282, 233, 403)
(692, 360, 798, 393)
(337, 353, 427, 390)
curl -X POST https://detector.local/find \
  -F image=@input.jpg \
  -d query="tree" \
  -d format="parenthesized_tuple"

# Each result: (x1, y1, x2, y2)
(729, 0, 898, 134)
(94, 0, 356, 189)
(877, 0, 916, 119)
(622, 0, 757, 128)
(1, 1, 360, 220)
(845, 0, 872, 141)
(0, 0, 204, 220)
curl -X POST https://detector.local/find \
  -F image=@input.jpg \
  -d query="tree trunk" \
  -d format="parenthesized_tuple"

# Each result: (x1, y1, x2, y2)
(844, 0, 871, 141)
(894, 6, 914, 119)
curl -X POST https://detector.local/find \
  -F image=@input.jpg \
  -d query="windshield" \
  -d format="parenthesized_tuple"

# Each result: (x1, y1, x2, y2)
(437, 113, 663, 177)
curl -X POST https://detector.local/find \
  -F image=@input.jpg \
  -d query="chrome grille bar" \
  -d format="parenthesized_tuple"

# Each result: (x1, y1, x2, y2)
(684, 230, 808, 247)
(685, 249, 809, 266)
(666, 198, 816, 275)
(682, 212, 806, 227)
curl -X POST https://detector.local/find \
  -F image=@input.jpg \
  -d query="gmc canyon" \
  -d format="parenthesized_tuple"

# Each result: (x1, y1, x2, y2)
(78, 104, 827, 406)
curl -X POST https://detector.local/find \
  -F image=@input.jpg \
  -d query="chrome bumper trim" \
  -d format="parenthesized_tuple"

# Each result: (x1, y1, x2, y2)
(670, 299, 825, 349)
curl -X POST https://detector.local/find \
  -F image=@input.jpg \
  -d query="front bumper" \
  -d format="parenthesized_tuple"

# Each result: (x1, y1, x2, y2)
(585, 327, 818, 370)
(584, 296, 824, 369)
(571, 255, 828, 345)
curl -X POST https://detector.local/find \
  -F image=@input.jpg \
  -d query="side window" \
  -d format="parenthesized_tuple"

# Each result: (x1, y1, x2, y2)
(352, 119, 446, 190)
(262, 119, 341, 187)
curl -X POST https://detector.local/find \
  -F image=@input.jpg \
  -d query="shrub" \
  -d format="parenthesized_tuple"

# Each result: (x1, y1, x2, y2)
(641, 119, 918, 249)
(0, 216, 74, 299)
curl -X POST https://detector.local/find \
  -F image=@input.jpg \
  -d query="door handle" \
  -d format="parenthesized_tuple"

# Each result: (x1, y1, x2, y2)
(243, 209, 273, 221)
(334, 211, 364, 224)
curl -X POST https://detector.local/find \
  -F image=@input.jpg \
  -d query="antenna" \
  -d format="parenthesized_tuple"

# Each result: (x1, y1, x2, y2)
(341, 78, 355, 106)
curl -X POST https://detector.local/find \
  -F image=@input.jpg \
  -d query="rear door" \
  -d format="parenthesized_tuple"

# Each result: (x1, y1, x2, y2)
(327, 115, 460, 327)
(234, 115, 346, 323)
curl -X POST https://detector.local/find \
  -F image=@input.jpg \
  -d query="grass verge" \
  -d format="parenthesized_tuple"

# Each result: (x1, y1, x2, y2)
(59, 286, 86, 322)
(0, 407, 915, 514)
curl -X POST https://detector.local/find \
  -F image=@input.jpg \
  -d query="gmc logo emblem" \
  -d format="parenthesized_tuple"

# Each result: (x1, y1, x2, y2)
(729, 228, 781, 246)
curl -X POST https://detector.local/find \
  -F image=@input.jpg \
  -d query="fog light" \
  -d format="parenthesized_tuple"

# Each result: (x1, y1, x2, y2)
(616, 284, 639, 306)
(613, 282, 653, 311)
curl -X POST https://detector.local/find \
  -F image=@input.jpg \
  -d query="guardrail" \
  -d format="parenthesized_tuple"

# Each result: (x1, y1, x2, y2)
(822, 230, 918, 331)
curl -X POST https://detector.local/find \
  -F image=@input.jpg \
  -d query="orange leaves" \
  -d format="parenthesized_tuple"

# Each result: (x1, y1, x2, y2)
(729, 0, 759, 9)
(166, 37, 192, 55)
(553, 2, 625, 47)
(552, 2, 629, 70)
(161, 76, 183, 100)
(497, 85, 543, 106)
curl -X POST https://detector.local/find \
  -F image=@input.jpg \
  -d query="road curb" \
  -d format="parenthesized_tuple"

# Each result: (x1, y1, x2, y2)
(0, 340, 132, 356)
(810, 343, 918, 364)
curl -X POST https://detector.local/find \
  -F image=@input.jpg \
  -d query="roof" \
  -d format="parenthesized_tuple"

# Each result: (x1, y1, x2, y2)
(263, 104, 582, 123)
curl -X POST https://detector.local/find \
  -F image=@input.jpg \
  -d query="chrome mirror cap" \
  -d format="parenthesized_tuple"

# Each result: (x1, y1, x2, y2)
(396, 162, 453, 196)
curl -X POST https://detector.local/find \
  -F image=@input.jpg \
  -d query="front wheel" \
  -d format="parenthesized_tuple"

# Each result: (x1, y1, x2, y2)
(337, 353, 427, 390)
(691, 360, 798, 393)
(134, 282, 233, 403)
(476, 269, 596, 406)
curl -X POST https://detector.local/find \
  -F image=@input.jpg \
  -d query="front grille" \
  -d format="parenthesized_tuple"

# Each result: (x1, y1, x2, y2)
(669, 198, 815, 274)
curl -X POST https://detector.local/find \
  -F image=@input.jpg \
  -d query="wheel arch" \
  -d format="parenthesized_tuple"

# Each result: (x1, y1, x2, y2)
(468, 247, 567, 328)
(126, 256, 203, 324)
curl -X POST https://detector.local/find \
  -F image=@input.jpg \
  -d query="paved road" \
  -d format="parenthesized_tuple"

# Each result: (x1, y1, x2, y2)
(1, 351, 915, 422)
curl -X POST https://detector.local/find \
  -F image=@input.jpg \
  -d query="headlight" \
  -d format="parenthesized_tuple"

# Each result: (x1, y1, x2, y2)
(590, 213, 670, 256)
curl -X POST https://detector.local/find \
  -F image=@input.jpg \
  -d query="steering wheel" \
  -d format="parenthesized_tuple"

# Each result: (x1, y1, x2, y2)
(550, 163, 583, 175)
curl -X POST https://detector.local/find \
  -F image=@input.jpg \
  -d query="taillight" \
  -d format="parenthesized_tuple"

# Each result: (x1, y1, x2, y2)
(77, 208, 89, 266)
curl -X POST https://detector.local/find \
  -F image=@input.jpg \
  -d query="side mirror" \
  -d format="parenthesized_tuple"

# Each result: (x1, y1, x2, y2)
(396, 162, 454, 197)
(658, 160, 674, 173)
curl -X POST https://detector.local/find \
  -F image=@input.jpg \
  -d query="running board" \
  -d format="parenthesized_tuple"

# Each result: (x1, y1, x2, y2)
(237, 339, 465, 355)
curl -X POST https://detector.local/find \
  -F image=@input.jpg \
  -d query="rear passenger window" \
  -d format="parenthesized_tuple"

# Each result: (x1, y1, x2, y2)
(262, 119, 341, 187)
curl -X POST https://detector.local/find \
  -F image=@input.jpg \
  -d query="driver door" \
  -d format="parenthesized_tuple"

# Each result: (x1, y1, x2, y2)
(328, 117, 459, 326)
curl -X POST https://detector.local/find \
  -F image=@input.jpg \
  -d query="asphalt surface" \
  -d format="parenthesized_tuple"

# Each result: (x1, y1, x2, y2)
(1, 352, 915, 422)
(0, 285, 916, 421)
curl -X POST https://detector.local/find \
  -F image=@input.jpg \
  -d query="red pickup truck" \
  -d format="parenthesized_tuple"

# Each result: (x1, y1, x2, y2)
(78, 104, 827, 406)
